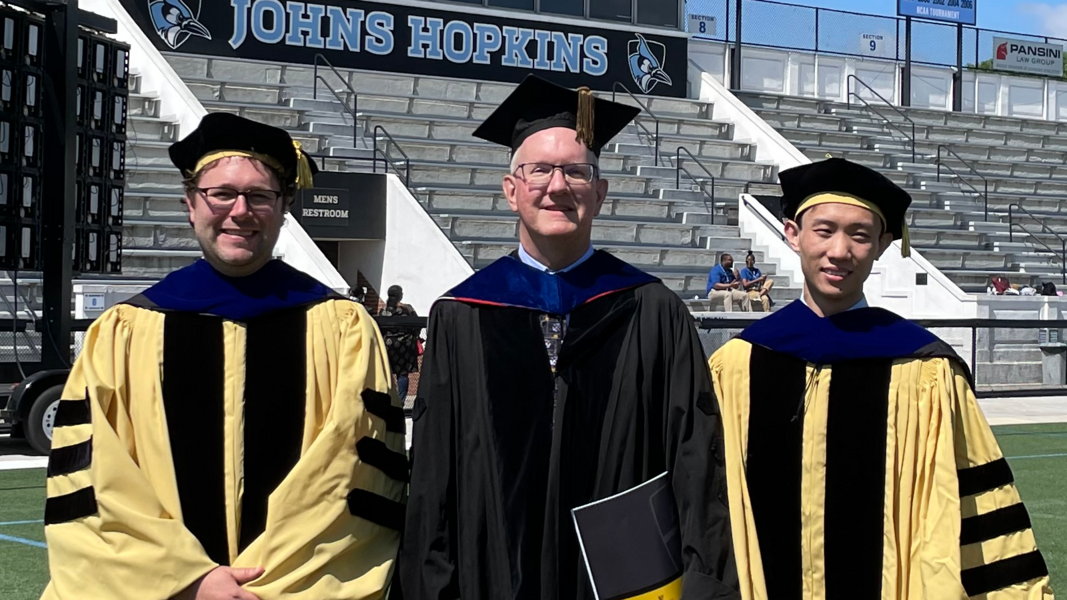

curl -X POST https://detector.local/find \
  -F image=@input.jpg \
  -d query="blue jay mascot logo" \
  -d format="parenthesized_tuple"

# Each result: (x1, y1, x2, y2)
(627, 34, 672, 94)
(149, 0, 211, 50)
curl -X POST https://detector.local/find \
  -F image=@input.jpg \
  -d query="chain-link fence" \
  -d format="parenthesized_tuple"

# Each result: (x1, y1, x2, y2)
(687, 0, 1067, 83)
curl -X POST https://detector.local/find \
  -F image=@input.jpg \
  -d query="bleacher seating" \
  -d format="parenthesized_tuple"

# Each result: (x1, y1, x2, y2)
(735, 89, 1067, 386)
(140, 54, 804, 310)
(737, 91, 1067, 295)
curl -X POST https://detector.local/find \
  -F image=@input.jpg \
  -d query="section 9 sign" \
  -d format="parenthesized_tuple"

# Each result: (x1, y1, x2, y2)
(859, 33, 894, 59)
(897, 0, 976, 26)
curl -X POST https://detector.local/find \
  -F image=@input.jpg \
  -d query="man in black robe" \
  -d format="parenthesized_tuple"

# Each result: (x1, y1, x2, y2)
(401, 76, 738, 600)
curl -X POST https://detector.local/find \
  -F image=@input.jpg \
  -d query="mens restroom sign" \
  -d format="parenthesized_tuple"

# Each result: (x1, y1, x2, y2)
(299, 189, 351, 227)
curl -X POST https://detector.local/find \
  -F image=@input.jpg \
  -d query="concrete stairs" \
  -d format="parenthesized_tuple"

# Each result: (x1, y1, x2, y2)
(159, 54, 803, 311)
(126, 72, 200, 278)
(737, 90, 1067, 295)
(735, 90, 1067, 386)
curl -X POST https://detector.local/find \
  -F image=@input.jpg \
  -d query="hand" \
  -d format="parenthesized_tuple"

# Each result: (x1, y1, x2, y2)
(174, 567, 264, 600)
(731, 281, 740, 289)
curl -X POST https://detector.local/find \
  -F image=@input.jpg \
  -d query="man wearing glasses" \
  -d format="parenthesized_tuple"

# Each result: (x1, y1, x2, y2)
(401, 76, 738, 599)
(40, 113, 405, 600)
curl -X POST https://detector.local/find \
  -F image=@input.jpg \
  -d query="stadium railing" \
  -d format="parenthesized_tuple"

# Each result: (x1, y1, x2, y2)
(373, 315, 1067, 400)
(685, 0, 1067, 82)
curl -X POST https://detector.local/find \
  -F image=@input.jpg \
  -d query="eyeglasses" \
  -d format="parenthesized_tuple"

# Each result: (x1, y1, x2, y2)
(514, 163, 598, 186)
(196, 187, 283, 209)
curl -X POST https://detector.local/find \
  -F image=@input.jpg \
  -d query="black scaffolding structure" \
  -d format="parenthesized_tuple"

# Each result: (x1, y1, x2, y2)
(0, 0, 125, 369)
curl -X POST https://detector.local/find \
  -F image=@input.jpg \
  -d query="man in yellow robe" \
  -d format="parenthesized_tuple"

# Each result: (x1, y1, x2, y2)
(710, 158, 1053, 600)
(40, 113, 405, 600)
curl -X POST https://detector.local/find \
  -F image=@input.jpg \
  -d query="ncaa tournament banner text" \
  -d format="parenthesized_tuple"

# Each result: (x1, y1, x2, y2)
(897, 0, 975, 26)
(124, 0, 688, 97)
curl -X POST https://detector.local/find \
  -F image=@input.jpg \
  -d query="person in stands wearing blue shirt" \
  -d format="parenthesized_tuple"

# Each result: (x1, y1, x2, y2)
(706, 252, 750, 312)
(739, 252, 774, 312)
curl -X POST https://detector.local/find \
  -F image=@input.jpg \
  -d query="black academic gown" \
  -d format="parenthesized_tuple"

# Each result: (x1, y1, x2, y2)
(401, 250, 738, 600)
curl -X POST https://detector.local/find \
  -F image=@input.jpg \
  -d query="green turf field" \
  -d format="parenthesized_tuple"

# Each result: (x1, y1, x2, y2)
(1, 424, 1065, 599)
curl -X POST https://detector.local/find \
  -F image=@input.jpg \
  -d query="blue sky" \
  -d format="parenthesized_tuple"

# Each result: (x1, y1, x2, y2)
(794, 1, 1067, 35)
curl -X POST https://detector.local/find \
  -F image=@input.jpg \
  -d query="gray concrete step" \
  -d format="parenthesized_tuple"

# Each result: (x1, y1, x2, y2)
(130, 116, 178, 142)
(457, 240, 756, 270)
(434, 214, 743, 248)
(634, 160, 774, 182)
(201, 101, 306, 129)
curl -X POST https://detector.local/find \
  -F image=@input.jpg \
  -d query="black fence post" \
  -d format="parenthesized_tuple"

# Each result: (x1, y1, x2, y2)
(953, 24, 963, 111)
(730, 0, 742, 90)
(41, 0, 80, 370)
(814, 8, 819, 54)
(984, 180, 989, 222)
(902, 16, 912, 107)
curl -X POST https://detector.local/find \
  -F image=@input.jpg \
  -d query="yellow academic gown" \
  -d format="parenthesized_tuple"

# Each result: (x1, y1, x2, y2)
(708, 301, 1053, 600)
(40, 290, 405, 600)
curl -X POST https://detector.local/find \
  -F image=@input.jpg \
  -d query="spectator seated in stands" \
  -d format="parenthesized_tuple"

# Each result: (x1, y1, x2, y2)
(706, 252, 751, 312)
(988, 276, 1020, 296)
(739, 251, 774, 312)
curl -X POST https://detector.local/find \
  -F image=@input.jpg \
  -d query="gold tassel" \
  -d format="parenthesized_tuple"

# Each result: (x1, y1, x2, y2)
(293, 140, 314, 189)
(575, 87, 595, 149)
(900, 220, 911, 258)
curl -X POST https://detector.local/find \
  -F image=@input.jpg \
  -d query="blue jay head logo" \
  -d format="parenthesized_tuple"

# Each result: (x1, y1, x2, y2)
(628, 34, 672, 94)
(149, 0, 211, 50)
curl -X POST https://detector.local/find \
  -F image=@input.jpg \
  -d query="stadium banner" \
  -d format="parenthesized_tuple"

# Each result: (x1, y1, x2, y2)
(993, 37, 1064, 78)
(121, 0, 688, 97)
(897, 0, 976, 26)
(293, 172, 386, 240)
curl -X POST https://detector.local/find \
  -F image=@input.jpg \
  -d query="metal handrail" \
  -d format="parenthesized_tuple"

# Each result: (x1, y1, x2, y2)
(845, 75, 916, 162)
(1008, 203, 1066, 284)
(937, 145, 990, 221)
(611, 82, 660, 166)
(1, 273, 40, 361)
(739, 195, 786, 242)
(307, 152, 388, 173)
(674, 147, 717, 215)
(372, 125, 411, 188)
(313, 53, 359, 144)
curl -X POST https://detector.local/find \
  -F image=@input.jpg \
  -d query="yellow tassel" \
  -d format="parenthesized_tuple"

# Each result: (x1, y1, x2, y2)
(293, 140, 314, 189)
(900, 220, 911, 258)
(575, 87, 595, 149)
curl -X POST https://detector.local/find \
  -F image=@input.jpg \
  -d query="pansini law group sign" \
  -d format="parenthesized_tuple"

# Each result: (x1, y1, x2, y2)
(993, 37, 1064, 78)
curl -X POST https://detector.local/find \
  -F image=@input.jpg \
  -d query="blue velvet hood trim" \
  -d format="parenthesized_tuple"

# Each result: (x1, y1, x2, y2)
(737, 299, 939, 364)
(443, 250, 659, 315)
(136, 259, 335, 321)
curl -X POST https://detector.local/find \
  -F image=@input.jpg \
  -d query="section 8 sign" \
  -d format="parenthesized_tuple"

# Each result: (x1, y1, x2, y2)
(897, 0, 976, 26)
